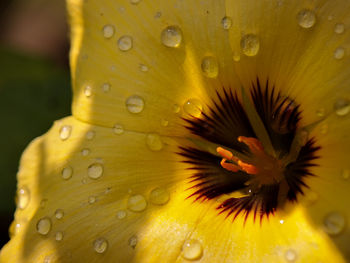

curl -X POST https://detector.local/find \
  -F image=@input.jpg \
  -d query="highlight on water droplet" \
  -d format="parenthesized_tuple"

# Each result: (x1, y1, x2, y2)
(128, 235, 138, 249)
(334, 98, 350, 116)
(161, 25, 182, 48)
(88, 196, 97, 204)
(284, 249, 297, 262)
(139, 64, 149, 72)
(201, 56, 219, 78)
(102, 24, 115, 39)
(183, 99, 203, 118)
(84, 85, 92, 97)
(146, 133, 163, 151)
(59, 125, 72, 140)
(17, 187, 30, 209)
(101, 82, 111, 93)
(116, 210, 127, 219)
(221, 16, 232, 29)
(88, 163, 104, 179)
(61, 166, 73, 180)
(240, 34, 260, 57)
(81, 148, 90, 156)
(297, 9, 316, 28)
(161, 119, 169, 127)
(55, 209, 64, 219)
(126, 95, 145, 113)
(85, 130, 95, 140)
(323, 211, 346, 235)
(334, 23, 345, 34)
(182, 239, 203, 260)
(118, 35, 133, 51)
(113, 124, 124, 135)
(36, 217, 52, 235)
(55, 231, 63, 241)
(93, 237, 108, 253)
(334, 47, 345, 60)
(149, 187, 170, 205)
(127, 194, 147, 212)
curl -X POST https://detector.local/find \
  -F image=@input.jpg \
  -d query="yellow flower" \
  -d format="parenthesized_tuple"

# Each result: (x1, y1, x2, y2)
(1, 0, 350, 262)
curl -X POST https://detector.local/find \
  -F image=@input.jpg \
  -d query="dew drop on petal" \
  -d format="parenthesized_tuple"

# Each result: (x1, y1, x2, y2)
(118, 35, 133, 51)
(130, 0, 141, 4)
(84, 85, 92, 97)
(149, 187, 170, 205)
(285, 249, 297, 262)
(182, 239, 203, 260)
(334, 47, 345, 60)
(126, 95, 145, 113)
(146, 133, 163, 151)
(240, 34, 260, 56)
(55, 231, 63, 241)
(139, 64, 149, 72)
(161, 25, 182, 48)
(17, 187, 30, 209)
(102, 24, 115, 39)
(297, 9, 316, 28)
(172, 104, 180, 113)
(101, 83, 111, 93)
(36, 217, 52, 235)
(316, 108, 325, 117)
(221, 16, 232, 29)
(323, 211, 346, 235)
(93, 238, 108, 253)
(59, 125, 71, 140)
(127, 194, 147, 212)
(183, 99, 203, 118)
(201, 56, 219, 78)
(161, 119, 169, 127)
(88, 163, 104, 179)
(334, 23, 345, 34)
(116, 210, 127, 219)
(113, 124, 124, 135)
(88, 196, 97, 204)
(61, 167, 73, 180)
(342, 169, 349, 180)
(334, 98, 350, 116)
(128, 235, 138, 249)
(81, 148, 90, 156)
(40, 198, 48, 209)
(85, 131, 95, 140)
(55, 209, 64, 219)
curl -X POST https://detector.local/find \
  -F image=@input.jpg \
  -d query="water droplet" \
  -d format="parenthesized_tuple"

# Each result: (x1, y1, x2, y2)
(342, 169, 349, 180)
(285, 249, 297, 262)
(55, 231, 63, 241)
(93, 238, 108, 253)
(85, 131, 95, 140)
(334, 98, 350, 116)
(221, 16, 232, 29)
(161, 119, 169, 127)
(154, 11, 162, 19)
(334, 23, 345, 34)
(88, 163, 104, 179)
(183, 99, 203, 118)
(81, 148, 90, 156)
(240, 34, 260, 56)
(101, 83, 111, 92)
(304, 191, 319, 206)
(127, 194, 147, 212)
(297, 9, 316, 28)
(102, 24, 115, 39)
(40, 198, 48, 209)
(59, 125, 72, 140)
(149, 187, 170, 205)
(139, 64, 149, 72)
(130, 0, 141, 4)
(17, 187, 30, 209)
(323, 211, 345, 235)
(116, 210, 127, 219)
(334, 47, 345, 59)
(113, 124, 124, 135)
(316, 108, 325, 117)
(118, 35, 133, 51)
(128, 235, 138, 249)
(146, 133, 163, 151)
(126, 95, 145, 113)
(161, 25, 182, 48)
(172, 104, 180, 113)
(328, 15, 334, 21)
(36, 217, 52, 235)
(84, 85, 92, 97)
(88, 196, 97, 204)
(233, 52, 241, 62)
(201, 56, 219, 78)
(55, 209, 64, 219)
(182, 239, 203, 260)
(61, 167, 73, 180)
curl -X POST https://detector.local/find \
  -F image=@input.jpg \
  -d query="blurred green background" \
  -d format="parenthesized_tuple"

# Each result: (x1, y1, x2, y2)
(0, 0, 71, 248)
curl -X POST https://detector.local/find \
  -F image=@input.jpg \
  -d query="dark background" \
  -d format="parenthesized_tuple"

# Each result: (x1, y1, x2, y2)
(0, 0, 71, 248)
